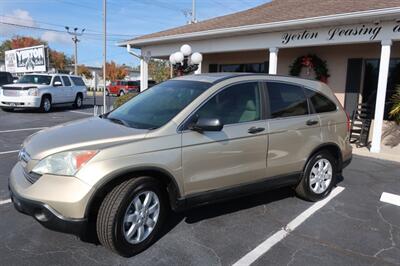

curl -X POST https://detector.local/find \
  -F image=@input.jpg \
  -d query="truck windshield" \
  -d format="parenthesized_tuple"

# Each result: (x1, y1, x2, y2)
(17, 75, 52, 85)
(106, 80, 211, 129)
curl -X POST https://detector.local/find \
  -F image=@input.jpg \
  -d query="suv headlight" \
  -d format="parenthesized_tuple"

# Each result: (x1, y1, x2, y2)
(27, 88, 39, 96)
(32, 150, 98, 176)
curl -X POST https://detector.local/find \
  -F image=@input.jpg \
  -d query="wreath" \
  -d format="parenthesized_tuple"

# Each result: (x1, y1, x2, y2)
(289, 54, 330, 83)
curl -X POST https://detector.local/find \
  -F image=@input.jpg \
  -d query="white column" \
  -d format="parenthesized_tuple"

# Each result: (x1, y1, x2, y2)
(140, 58, 148, 91)
(194, 62, 202, 74)
(269, 48, 279, 75)
(371, 40, 392, 153)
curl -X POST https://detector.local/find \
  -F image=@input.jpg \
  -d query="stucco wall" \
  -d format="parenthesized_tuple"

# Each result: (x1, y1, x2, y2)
(202, 42, 400, 106)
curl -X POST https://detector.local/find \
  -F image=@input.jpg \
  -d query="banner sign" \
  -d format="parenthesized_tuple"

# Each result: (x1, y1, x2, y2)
(5, 45, 47, 73)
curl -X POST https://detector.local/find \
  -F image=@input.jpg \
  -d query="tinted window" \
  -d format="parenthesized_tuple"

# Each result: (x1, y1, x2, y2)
(53, 76, 62, 85)
(62, 76, 71, 86)
(71, 77, 85, 86)
(267, 82, 308, 118)
(0, 72, 9, 85)
(305, 89, 337, 113)
(195, 82, 261, 125)
(107, 80, 210, 129)
(17, 75, 52, 85)
(127, 81, 139, 86)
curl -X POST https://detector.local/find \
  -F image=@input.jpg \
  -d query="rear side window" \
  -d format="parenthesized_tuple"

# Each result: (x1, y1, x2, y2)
(305, 89, 337, 113)
(127, 81, 139, 86)
(62, 76, 71, 86)
(71, 77, 85, 86)
(266, 82, 308, 118)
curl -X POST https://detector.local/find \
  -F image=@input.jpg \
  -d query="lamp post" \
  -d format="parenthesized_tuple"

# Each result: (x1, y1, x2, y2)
(65, 26, 85, 75)
(169, 44, 202, 77)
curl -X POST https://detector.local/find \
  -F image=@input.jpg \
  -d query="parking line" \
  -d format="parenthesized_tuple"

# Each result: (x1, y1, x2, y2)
(0, 199, 11, 205)
(69, 110, 93, 115)
(380, 192, 400, 207)
(0, 127, 46, 134)
(233, 186, 345, 266)
(0, 150, 19, 155)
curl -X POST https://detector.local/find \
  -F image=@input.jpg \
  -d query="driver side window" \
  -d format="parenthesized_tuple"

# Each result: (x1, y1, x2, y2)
(195, 82, 261, 125)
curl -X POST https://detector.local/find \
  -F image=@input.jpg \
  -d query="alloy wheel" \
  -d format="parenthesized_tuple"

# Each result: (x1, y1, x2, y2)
(309, 158, 332, 194)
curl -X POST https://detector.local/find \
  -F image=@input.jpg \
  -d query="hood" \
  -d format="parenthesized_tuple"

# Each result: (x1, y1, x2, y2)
(23, 117, 149, 159)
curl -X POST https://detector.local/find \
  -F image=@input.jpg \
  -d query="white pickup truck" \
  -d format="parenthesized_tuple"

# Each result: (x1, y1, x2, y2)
(0, 73, 87, 112)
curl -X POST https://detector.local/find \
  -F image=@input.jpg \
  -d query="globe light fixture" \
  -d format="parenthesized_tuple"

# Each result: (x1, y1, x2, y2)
(180, 44, 192, 56)
(191, 52, 203, 65)
(174, 51, 184, 64)
(169, 54, 176, 64)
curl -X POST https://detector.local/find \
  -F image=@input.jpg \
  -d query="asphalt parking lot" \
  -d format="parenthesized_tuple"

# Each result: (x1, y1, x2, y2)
(0, 98, 399, 266)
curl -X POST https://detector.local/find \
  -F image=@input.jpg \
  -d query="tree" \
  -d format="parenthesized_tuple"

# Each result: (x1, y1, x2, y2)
(48, 49, 70, 70)
(0, 40, 12, 60)
(148, 59, 170, 83)
(9, 36, 44, 49)
(103, 61, 128, 80)
(77, 65, 93, 79)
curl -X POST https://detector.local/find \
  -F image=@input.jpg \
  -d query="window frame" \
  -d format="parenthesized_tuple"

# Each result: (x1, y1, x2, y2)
(264, 81, 312, 120)
(179, 80, 267, 132)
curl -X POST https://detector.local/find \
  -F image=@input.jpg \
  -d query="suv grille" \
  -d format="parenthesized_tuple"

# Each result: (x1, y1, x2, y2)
(3, 90, 20, 97)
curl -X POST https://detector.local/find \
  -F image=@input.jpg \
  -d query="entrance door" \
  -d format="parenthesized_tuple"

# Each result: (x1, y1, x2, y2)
(181, 81, 268, 195)
(344, 58, 363, 116)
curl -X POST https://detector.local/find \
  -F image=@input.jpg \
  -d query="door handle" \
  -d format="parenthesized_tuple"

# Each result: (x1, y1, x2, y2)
(306, 119, 319, 126)
(248, 127, 265, 134)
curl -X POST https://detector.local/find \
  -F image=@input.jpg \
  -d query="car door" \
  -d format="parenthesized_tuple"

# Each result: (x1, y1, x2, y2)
(265, 81, 322, 177)
(62, 76, 74, 102)
(51, 75, 65, 103)
(181, 81, 268, 195)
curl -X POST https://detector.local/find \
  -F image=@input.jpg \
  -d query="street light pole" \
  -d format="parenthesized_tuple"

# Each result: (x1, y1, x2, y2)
(65, 26, 85, 75)
(103, 0, 107, 113)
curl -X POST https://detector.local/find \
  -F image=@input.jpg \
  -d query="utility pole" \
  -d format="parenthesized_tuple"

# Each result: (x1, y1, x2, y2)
(103, 0, 107, 113)
(65, 26, 85, 75)
(192, 0, 196, 24)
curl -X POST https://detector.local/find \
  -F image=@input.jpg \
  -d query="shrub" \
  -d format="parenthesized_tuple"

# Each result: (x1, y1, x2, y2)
(389, 86, 400, 124)
(113, 93, 138, 109)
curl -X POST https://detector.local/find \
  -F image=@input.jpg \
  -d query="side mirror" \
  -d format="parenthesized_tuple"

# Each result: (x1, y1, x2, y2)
(53, 81, 62, 87)
(189, 118, 223, 132)
(13, 79, 18, 83)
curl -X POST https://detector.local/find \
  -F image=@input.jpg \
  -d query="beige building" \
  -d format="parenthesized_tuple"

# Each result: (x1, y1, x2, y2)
(120, 0, 400, 153)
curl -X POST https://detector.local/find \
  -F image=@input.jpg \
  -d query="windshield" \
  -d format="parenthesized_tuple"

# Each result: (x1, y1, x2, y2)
(107, 80, 211, 129)
(17, 75, 52, 85)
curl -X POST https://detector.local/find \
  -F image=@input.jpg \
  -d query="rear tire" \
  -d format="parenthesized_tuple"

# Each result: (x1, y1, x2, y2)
(295, 151, 337, 202)
(96, 177, 167, 257)
(40, 96, 51, 113)
(73, 94, 83, 109)
(119, 90, 125, 97)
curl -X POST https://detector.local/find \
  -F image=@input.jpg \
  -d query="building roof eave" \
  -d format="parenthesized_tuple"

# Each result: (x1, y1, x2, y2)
(118, 7, 400, 48)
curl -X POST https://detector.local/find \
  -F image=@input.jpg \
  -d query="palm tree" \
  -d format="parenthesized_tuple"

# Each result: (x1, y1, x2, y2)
(389, 85, 400, 124)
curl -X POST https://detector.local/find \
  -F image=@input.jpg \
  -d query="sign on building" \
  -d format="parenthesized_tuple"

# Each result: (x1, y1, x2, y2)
(5, 45, 48, 73)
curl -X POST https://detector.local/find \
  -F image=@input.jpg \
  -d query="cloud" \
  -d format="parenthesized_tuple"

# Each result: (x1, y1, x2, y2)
(0, 9, 36, 35)
(41, 31, 71, 44)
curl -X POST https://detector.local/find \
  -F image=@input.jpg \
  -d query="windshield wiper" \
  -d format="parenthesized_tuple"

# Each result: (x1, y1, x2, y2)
(107, 117, 130, 127)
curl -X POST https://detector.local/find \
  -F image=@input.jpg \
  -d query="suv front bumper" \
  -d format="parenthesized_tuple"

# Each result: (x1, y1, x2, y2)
(8, 162, 94, 236)
(0, 95, 41, 108)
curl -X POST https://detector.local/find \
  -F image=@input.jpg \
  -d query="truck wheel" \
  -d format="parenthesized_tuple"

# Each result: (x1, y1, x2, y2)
(97, 177, 168, 257)
(295, 151, 337, 202)
(40, 96, 51, 113)
(74, 94, 83, 109)
(119, 90, 125, 96)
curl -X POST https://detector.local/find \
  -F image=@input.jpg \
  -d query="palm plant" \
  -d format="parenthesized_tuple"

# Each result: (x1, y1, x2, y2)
(389, 85, 400, 124)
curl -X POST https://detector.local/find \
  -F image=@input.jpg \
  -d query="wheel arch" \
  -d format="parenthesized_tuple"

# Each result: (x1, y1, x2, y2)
(304, 143, 343, 173)
(84, 166, 182, 223)
(42, 93, 52, 101)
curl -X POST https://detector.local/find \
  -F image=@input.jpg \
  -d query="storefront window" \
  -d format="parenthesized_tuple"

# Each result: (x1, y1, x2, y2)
(218, 62, 268, 73)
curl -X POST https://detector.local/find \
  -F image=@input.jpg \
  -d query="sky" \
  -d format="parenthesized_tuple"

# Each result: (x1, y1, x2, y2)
(0, 0, 268, 68)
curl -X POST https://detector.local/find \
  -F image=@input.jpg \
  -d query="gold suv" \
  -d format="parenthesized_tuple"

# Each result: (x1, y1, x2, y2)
(9, 73, 352, 256)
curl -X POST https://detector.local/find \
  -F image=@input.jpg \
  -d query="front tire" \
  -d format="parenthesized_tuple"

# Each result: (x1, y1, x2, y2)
(40, 96, 51, 113)
(295, 151, 337, 201)
(96, 177, 167, 257)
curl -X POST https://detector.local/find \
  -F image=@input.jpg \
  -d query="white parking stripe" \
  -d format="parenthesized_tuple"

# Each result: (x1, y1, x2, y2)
(0, 150, 19, 155)
(0, 127, 46, 134)
(380, 192, 400, 207)
(233, 186, 345, 266)
(0, 199, 11, 205)
(69, 110, 93, 115)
